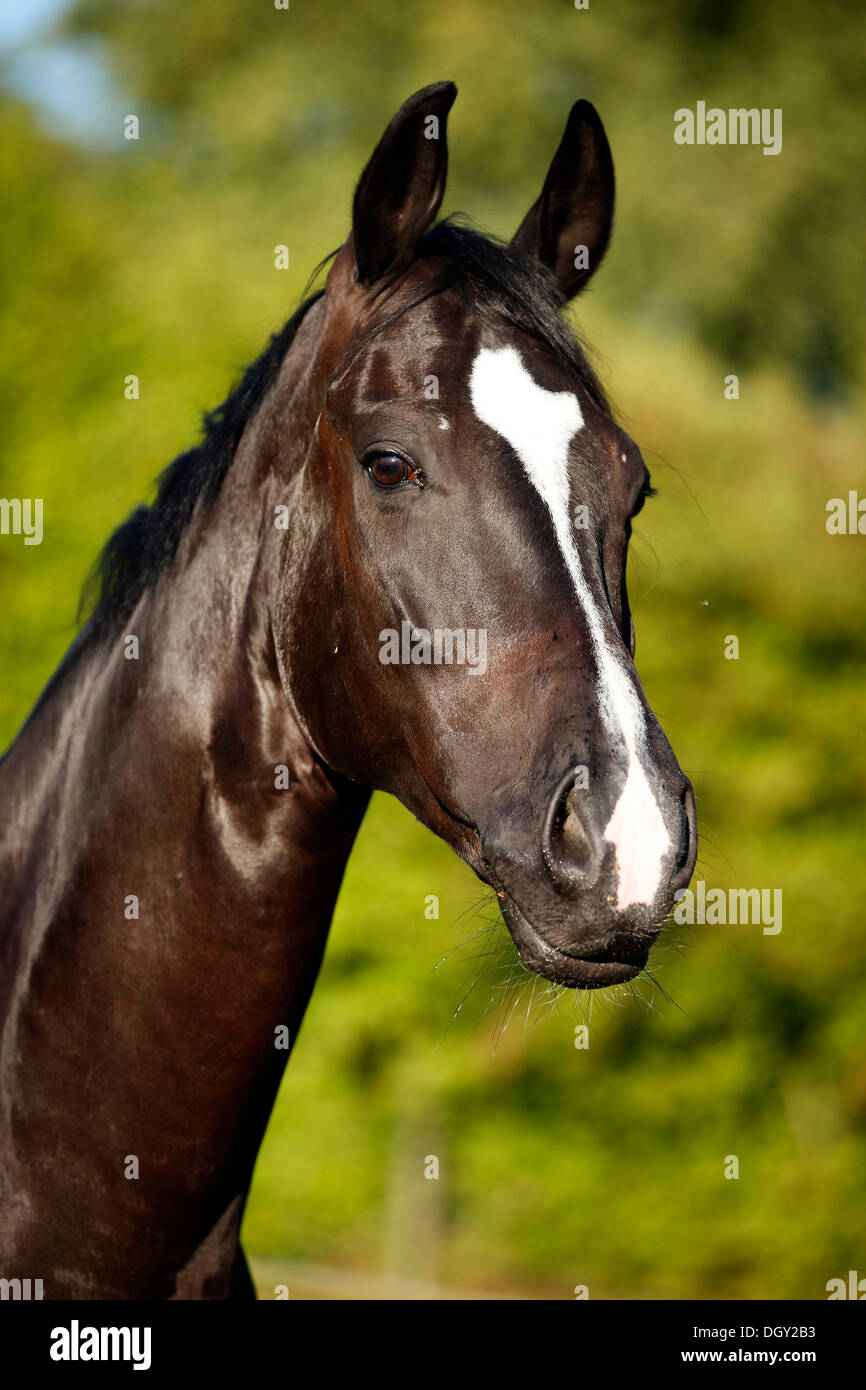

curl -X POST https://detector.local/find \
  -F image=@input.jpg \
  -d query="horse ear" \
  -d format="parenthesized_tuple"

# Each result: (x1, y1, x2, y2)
(352, 81, 457, 286)
(511, 100, 615, 302)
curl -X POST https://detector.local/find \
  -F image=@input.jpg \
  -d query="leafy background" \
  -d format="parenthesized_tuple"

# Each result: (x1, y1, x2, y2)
(1, 0, 864, 1298)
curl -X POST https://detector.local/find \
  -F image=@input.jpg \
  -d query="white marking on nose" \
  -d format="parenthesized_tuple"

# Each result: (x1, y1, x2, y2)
(438, 414, 450, 431)
(469, 345, 671, 907)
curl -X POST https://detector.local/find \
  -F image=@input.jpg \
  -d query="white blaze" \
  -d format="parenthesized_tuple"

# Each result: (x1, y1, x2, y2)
(469, 345, 671, 907)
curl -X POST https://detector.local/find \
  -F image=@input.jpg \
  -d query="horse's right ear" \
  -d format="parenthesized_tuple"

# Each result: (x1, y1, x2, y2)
(511, 100, 615, 303)
(351, 81, 456, 286)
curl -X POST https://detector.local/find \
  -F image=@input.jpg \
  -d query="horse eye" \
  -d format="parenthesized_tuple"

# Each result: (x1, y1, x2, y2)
(365, 451, 427, 490)
(630, 481, 657, 520)
(367, 453, 409, 488)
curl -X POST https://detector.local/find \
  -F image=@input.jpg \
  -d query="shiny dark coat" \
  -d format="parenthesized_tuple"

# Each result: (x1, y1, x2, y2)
(0, 83, 695, 1298)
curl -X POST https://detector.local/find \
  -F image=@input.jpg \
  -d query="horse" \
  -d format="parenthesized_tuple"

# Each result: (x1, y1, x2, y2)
(0, 82, 696, 1299)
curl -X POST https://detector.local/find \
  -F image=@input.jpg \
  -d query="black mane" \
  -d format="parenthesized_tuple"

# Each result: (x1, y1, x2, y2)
(82, 219, 610, 641)
(81, 291, 323, 641)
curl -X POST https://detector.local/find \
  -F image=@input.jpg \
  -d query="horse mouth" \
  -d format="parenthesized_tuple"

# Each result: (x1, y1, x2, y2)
(497, 891, 648, 990)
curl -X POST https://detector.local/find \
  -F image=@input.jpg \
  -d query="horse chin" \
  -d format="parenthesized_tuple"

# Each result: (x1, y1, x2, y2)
(497, 893, 649, 990)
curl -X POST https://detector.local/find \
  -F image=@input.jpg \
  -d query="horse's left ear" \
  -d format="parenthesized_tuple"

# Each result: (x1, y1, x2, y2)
(351, 81, 457, 286)
(511, 100, 615, 302)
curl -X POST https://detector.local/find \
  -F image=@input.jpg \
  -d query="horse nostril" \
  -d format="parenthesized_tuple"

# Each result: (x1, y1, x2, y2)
(558, 787, 594, 871)
(543, 773, 602, 892)
(672, 782, 698, 888)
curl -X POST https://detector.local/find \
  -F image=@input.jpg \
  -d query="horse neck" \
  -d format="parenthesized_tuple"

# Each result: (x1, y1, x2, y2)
(1, 307, 368, 1154)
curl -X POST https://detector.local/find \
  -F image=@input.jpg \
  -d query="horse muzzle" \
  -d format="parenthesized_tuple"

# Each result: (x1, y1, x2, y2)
(484, 764, 697, 989)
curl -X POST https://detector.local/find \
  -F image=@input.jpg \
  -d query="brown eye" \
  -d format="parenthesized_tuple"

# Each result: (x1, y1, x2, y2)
(364, 450, 426, 490)
(368, 453, 409, 488)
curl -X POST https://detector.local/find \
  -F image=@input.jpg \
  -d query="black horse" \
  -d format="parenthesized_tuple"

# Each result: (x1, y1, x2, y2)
(0, 83, 696, 1298)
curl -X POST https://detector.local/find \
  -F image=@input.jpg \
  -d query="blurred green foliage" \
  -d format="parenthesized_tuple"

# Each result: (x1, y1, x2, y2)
(1, 0, 864, 1298)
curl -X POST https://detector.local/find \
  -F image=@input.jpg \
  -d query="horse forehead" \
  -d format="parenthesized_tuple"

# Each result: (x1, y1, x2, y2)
(468, 344, 584, 504)
(338, 305, 475, 406)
